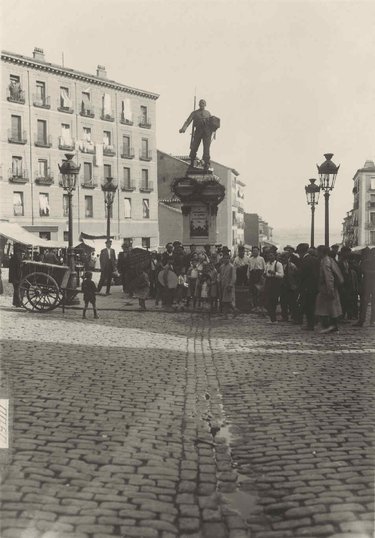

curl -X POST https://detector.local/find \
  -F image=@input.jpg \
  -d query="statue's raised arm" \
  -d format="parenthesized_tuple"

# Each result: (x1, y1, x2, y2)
(179, 99, 220, 171)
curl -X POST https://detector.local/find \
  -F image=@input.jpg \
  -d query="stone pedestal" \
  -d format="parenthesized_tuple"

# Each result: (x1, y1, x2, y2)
(172, 167, 225, 248)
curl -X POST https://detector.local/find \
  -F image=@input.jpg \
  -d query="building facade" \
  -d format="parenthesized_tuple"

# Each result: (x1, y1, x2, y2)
(244, 213, 273, 248)
(345, 160, 375, 247)
(1, 48, 159, 248)
(157, 151, 245, 248)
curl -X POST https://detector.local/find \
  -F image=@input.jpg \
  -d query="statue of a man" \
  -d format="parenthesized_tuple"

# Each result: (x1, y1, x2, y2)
(179, 99, 218, 171)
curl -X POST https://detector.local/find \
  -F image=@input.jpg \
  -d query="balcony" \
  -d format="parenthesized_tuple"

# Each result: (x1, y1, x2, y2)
(33, 95, 51, 109)
(121, 180, 136, 192)
(138, 116, 152, 129)
(139, 149, 152, 161)
(365, 222, 375, 230)
(80, 142, 95, 154)
(35, 171, 54, 185)
(100, 111, 114, 122)
(368, 201, 375, 208)
(7, 86, 25, 104)
(34, 134, 52, 148)
(81, 179, 98, 189)
(121, 147, 135, 159)
(80, 106, 95, 118)
(103, 145, 116, 157)
(352, 185, 358, 194)
(9, 168, 28, 183)
(120, 114, 133, 126)
(58, 136, 76, 151)
(8, 129, 27, 144)
(139, 180, 153, 192)
(57, 104, 74, 114)
(353, 201, 359, 210)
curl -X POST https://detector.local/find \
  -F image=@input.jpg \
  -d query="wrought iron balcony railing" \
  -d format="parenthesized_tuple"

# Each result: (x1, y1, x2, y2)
(7, 86, 25, 104)
(9, 168, 28, 183)
(58, 136, 76, 151)
(101, 111, 114, 122)
(35, 171, 54, 185)
(57, 100, 74, 114)
(121, 147, 135, 159)
(139, 149, 152, 161)
(103, 145, 116, 157)
(139, 180, 153, 192)
(34, 134, 52, 148)
(33, 95, 51, 109)
(8, 129, 27, 144)
(81, 179, 99, 189)
(121, 180, 136, 192)
(138, 115, 152, 129)
(80, 106, 95, 118)
(120, 114, 134, 126)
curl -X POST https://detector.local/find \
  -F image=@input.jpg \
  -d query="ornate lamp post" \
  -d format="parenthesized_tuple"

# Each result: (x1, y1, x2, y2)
(101, 177, 118, 241)
(305, 178, 320, 247)
(317, 153, 340, 247)
(59, 154, 81, 281)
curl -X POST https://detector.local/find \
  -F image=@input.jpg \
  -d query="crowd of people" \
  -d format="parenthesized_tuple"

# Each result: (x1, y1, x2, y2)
(4, 238, 375, 331)
(93, 239, 375, 331)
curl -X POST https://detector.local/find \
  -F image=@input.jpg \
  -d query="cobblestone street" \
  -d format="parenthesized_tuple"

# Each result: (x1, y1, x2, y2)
(0, 294, 374, 538)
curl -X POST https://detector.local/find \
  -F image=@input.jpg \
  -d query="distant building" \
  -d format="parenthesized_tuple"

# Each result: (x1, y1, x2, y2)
(244, 213, 273, 248)
(343, 160, 375, 246)
(1, 47, 159, 248)
(157, 151, 245, 248)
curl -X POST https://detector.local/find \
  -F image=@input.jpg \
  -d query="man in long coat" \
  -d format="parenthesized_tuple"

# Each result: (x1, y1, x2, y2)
(315, 245, 343, 333)
(97, 239, 116, 295)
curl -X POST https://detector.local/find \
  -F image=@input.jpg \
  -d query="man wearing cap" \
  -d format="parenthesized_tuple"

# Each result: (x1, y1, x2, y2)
(97, 239, 117, 295)
(179, 99, 215, 171)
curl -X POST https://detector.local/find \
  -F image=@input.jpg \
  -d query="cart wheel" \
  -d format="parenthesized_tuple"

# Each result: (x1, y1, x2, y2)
(19, 272, 60, 312)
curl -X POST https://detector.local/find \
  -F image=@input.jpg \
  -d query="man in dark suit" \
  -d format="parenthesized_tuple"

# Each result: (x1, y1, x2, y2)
(298, 245, 320, 330)
(97, 239, 116, 295)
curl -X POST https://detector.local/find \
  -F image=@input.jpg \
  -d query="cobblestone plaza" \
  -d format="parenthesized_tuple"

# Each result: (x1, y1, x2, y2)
(0, 290, 374, 538)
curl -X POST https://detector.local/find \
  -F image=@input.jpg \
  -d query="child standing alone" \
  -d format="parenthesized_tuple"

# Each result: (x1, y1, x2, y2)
(82, 271, 99, 319)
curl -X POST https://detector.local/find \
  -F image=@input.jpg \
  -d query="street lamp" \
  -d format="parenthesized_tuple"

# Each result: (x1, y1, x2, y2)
(317, 153, 340, 247)
(305, 178, 320, 248)
(101, 176, 118, 241)
(59, 154, 81, 277)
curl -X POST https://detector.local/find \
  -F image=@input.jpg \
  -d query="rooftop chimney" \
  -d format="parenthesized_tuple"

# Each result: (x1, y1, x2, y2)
(96, 65, 107, 78)
(33, 47, 45, 62)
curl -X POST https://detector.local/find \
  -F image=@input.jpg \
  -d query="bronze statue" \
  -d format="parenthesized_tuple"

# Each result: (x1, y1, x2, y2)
(179, 99, 220, 171)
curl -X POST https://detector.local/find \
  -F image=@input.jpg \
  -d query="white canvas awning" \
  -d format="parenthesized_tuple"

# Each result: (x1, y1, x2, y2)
(0, 222, 63, 248)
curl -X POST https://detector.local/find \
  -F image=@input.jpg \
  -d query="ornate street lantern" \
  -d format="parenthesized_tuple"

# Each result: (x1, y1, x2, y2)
(101, 177, 118, 240)
(316, 153, 340, 246)
(305, 178, 320, 247)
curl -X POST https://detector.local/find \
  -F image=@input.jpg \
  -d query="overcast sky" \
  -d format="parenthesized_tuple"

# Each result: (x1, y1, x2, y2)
(2, 0, 374, 237)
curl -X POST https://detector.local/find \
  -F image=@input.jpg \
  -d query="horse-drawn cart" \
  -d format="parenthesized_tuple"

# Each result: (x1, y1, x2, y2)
(18, 260, 72, 312)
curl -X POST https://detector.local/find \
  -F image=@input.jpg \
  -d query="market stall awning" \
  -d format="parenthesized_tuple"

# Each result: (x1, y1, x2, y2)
(0, 222, 63, 248)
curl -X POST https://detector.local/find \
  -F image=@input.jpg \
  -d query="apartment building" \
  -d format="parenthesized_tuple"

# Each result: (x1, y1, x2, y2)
(1, 47, 159, 248)
(347, 160, 375, 246)
(157, 151, 246, 248)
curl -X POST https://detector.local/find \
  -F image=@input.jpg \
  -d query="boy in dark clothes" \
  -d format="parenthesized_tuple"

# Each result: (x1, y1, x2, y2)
(82, 271, 99, 319)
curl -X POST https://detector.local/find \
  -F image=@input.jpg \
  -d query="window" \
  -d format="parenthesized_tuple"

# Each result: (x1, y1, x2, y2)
(13, 192, 24, 216)
(9, 75, 21, 100)
(123, 167, 131, 188)
(370, 231, 375, 244)
(37, 119, 47, 144)
(371, 178, 375, 190)
(123, 237, 133, 248)
(39, 193, 50, 217)
(123, 135, 130, 154)
(141, 138, 149, 156)
(84, 162, 92, 182)
(142, 169, 149, 184)
(61, 123, 72, 146)
(11, 115, 21, 139)
(140, 105, 147, 123)
(142, 198, 150, 219)
(60, 86, 72, 109)
(63, 194, 69, 217)
(36, 81, 45, 101)
(142, 237, 150, 249)
(124, 198, 131, 218)
(104, 164, 112, 179)
(85, 196, 93, 217)
(39, 232, 51, 240)
(10, 75, 20, 84)
(103, 131, 111, 146)
(63, 231, 69, 242)
(38, 159, 48, 178)
(82, 91, 90, 110)
(12, 156, 22, 176)
(370, 213, 375, 225)
(83, 127, 92, 142)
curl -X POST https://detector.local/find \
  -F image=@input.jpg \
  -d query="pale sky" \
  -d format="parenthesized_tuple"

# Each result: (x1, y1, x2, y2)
(2, 0, 374, 237)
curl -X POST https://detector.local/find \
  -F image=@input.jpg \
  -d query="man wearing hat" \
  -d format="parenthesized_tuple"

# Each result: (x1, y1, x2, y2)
(97, 239, 117, 295)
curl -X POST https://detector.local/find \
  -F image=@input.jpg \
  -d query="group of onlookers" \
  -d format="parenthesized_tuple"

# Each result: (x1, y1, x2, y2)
(4, 238, 375, 330)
